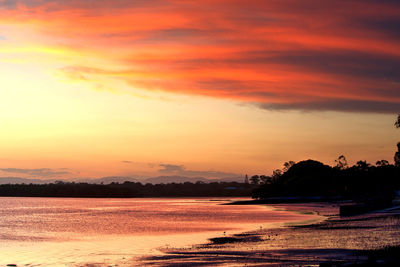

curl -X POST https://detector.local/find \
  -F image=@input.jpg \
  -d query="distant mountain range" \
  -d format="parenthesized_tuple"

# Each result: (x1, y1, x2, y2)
(0, 175, 244, 185)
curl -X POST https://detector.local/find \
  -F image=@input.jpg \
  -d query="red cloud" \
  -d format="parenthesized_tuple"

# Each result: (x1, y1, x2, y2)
(2, 0, 400, 112)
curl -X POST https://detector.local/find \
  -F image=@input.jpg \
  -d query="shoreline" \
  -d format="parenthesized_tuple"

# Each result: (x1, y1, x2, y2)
(140, 201, 331, 266)
(1, 197, 318, 267)
(142, 201, 400, 266)
(136, 201, 327, 264)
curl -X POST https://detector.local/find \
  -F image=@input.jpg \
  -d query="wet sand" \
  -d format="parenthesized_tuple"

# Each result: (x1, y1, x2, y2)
(142, 202, 400, 266)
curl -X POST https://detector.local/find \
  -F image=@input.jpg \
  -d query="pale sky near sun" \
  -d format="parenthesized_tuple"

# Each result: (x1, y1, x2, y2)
(0, 0, 399, 179)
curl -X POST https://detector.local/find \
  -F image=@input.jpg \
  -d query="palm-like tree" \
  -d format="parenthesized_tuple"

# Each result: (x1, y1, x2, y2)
(396, 114, 400, 166)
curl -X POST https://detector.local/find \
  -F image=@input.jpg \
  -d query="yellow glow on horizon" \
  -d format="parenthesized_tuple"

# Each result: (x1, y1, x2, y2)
(0, 5, 398, 180)
(0, 51, 398, 178)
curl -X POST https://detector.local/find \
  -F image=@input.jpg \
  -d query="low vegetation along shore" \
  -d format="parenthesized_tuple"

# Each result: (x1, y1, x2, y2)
(142, 202, 400, 266)
(0, 181, 252, 198)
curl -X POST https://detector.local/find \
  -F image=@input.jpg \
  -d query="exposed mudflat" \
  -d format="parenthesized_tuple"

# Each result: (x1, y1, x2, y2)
(142, 203, 400, 266)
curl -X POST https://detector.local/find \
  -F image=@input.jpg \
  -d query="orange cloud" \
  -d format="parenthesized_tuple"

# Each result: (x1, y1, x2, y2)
(1, 0, 399, 112)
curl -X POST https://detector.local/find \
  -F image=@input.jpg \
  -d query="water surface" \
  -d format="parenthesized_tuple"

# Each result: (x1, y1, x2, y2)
(0, 197, 321, 266)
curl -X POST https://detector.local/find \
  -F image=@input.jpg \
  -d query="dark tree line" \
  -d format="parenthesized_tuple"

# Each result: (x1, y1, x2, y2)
(0, 181, 252, 198)
(252, 158, 400, 201)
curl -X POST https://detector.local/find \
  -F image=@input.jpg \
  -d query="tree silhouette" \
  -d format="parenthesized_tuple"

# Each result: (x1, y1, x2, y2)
(244, 174, 249, 184)
(395, 142, 400, 167)
(335, 155, 348, 170)
(355, 160, 371, 171)
(395, 114, 400, 166)
(259, 175, 270, 185)
(376, 160, 389, 167)
(271, 169, 282, 181)
(250, 175, 260, 185)
(283, 161, 295, 173)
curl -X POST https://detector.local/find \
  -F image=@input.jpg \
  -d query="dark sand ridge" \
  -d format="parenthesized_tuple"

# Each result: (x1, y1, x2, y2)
(141, 202, 400, 266)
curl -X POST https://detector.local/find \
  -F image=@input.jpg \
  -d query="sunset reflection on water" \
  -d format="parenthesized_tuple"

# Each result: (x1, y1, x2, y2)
(0, 197, 320, 266)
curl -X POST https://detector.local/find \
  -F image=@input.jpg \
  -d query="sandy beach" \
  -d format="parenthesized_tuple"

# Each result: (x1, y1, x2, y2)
(142, 202, 400, 266)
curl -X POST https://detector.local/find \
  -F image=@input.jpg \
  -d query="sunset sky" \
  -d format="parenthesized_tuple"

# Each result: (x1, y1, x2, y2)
(0, 0, 399, 180)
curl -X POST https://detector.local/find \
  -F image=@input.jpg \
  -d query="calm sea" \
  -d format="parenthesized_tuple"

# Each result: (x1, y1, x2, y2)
(0, 197, 320, 266)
